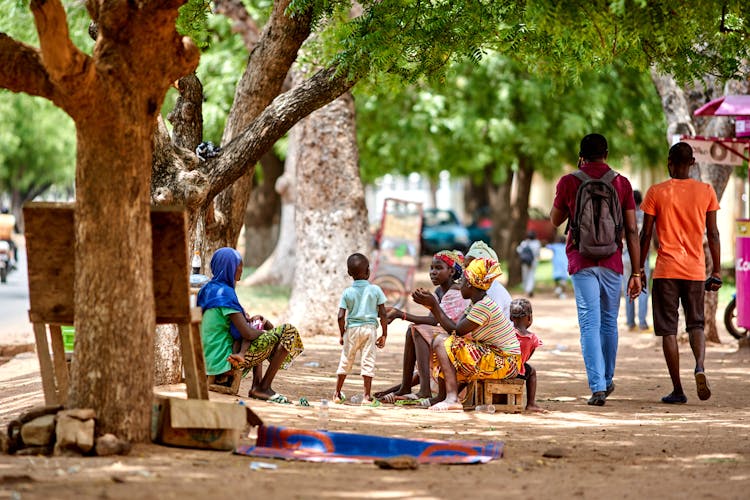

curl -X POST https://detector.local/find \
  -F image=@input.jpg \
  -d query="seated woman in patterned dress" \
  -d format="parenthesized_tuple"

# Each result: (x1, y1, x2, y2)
(198, 247, 303, 403)
(374, 250, 468, 403)
(413, 258, 522, 412)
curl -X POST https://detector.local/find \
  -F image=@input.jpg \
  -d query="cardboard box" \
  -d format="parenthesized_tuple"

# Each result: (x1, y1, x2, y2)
(152, 397, 246, 451)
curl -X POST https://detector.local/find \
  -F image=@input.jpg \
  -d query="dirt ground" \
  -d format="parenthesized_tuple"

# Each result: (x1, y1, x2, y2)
(1, 280, 750, 499)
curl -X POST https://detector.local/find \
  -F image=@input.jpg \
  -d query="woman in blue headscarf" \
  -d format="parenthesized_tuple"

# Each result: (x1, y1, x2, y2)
(197, 247, 303, 403)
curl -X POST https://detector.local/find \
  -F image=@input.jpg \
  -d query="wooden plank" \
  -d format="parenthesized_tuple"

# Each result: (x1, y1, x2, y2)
(23, 203, 194, 324)
(23, 203, 203, 402)
(24, 203, 75, 325)
(32, 323, 59, 405)
(48, 325, 69, 404)
(177, 323, 209, 400)
(151, 208, 192, 324)
(190, 321, 209, 399)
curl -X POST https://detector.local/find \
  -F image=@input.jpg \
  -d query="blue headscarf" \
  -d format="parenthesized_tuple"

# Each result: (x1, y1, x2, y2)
(197, 247, 246, 340)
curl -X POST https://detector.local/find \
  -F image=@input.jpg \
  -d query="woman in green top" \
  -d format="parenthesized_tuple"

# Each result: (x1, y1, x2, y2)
(197, 247, 303, 402)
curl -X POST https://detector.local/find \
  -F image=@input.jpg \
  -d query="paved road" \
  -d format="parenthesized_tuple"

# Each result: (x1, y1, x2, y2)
(0, 240, 33, 345)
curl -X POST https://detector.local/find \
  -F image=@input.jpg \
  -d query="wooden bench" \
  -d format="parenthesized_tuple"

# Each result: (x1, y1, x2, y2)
(24, 202, 209, 406)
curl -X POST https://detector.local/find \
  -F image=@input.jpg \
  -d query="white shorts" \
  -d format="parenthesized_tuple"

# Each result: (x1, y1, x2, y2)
(336, 324, 378, 377)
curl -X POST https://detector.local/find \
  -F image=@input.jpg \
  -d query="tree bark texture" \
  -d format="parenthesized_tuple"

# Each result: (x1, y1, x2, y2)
(287, 92, 370, 335)
(0, 0, 199, 441)
(153, 325, 183, 385)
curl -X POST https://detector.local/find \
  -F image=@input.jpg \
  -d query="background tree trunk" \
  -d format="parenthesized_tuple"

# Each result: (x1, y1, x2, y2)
(504, 157, 533, 287)
(243, 151, 283, 267)
(199, 0, 312, 261)
(488, 169, 512, 261)
(243, 127, 299, 287)
(287, 91, 370, 335)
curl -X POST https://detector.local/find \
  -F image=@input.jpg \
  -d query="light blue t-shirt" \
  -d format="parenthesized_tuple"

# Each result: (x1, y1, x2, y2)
(339, 280, 387, 328)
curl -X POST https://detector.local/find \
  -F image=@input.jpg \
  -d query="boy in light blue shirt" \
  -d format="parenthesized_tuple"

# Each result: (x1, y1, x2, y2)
(334, 253, 388, 405)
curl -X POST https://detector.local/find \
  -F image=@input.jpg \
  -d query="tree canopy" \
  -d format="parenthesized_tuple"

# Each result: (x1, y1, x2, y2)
(0, 92, 75, 208)
(357, 56, 666, 185)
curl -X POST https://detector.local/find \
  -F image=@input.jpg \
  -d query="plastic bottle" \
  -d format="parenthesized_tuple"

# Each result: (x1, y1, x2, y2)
(475, 404, 496, 414)
(191, 251, 201, 274)
(318, 399, 329, 430)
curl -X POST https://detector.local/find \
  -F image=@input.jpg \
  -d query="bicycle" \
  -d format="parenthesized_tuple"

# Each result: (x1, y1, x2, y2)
(723, 294, 749, 340)
(371, 274, 408, 310)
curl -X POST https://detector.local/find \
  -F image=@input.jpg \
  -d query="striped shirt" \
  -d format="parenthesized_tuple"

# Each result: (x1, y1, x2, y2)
(465, 296, 521, 355)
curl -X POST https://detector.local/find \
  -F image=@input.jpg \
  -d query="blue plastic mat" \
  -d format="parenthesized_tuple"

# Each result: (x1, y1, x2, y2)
(235, 425, 503, 464)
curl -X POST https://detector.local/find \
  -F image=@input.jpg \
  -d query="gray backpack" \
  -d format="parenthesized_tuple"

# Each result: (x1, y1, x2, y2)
(569, 170, 623, 260)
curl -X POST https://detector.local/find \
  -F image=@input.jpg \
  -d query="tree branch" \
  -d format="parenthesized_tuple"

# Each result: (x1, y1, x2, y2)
(222, 0, 312, 141)
(31, 0, 91, 82)
(167, 74, 204, 151)
(205, 66, 358, 200)
(0, 34, 57, 101)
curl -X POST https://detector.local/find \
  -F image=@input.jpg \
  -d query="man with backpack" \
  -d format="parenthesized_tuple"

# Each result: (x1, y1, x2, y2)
(550, 133, 641, 406)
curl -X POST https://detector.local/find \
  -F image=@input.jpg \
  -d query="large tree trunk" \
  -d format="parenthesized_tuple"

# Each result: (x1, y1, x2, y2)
(0, 0, 200, 441)
(154, 74, 206, 385)
(287, 92, 370, 335)
(71, 113, 157, 441)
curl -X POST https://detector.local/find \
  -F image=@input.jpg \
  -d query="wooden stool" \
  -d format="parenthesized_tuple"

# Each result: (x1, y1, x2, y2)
(476, 378, 524, 413)
(207, 367, 242, 395)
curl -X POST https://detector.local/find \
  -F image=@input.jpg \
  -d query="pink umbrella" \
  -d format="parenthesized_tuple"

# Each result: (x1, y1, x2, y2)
(694, 95, 750, 116)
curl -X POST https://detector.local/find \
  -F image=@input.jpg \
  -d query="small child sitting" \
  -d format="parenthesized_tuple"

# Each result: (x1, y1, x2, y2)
(509, 298, 546, 413)
(334, 253, 388, 405)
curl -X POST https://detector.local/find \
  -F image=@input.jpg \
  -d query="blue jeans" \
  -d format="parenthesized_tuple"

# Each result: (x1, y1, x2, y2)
(623, 254, 649, 328)
(571, 267, 622, 393)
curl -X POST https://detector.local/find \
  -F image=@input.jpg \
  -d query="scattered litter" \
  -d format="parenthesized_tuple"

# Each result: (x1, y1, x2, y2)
(249, 461, 278, 471)
(303, 361, 321, 368)
(551, 344, 568, 354)
(298, 397, 310, 407)
(374, 455, 418, 470)
(66, 465, 81, 474)
(542, 447, 568, 459)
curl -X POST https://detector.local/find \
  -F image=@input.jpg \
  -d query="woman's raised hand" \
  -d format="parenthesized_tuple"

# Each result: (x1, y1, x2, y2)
(412, 288, 438, 310)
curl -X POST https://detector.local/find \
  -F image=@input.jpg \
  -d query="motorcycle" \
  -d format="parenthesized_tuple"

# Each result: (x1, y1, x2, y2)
(723, 294, 749, 340)
(0, 239, 11, 283)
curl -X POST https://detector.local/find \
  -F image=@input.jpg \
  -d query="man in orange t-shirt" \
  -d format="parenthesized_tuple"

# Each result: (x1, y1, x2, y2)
(639, 142, 721, 405)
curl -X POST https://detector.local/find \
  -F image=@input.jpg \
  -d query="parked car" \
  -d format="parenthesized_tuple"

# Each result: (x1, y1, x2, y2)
(466, 206, 558, 246)
(420, 208, 470, 255)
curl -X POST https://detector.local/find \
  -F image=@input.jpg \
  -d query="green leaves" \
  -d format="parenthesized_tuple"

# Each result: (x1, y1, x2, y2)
(0, 90, 75, 200)
(356, 51, 666, 184)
